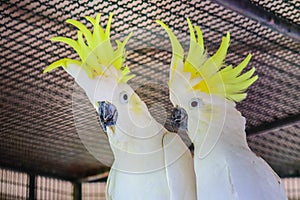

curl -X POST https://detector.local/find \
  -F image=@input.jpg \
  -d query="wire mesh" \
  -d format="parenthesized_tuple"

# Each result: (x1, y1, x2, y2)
(82, 182, 106, 200)
(0, 168, 28, 200)
(248, 123, 300, 177)
(249, 0, 300, 26)
(0, 0, 299, 180)
(36, 176, 73, 200)
(283, 177, 300, 200)
(1, 167, 300, 199)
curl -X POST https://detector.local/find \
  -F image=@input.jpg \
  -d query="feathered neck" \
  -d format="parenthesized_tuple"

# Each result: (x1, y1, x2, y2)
(107, 120, 167, 173)
(107, 117, 165, 153)
(192, 100, 249, 158)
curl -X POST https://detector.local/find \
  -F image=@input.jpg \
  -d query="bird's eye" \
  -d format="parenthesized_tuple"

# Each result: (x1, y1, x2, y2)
(120, 91, 129, 104)
(189, 98, 203, 109)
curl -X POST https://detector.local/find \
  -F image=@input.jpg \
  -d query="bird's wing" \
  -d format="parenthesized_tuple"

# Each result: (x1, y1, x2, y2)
(162, 131, 197, 200)
(226, 148, 287, 200)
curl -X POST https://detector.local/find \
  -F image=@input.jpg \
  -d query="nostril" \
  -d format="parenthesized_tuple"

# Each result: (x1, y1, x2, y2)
(175, 114, 181, 119)
(174, 118, 181, 123)
(103, 108, 115, 121)
(103, 114, 112, 121)
(171, 113, 177, 119)
(171, 114, 182, 124)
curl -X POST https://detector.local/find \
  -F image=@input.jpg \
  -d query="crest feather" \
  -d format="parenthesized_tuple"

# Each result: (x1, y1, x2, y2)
(156, 20, 184, 86)
(44, 13, 134, 83)
(158, 19, 258, 102)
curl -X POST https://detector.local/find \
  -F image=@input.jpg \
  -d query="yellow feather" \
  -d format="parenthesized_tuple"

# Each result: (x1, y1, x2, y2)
(220, 64, 233, 73)
(112, 32, 132, 70)
(159, 18, 258, 102)
(187, 18, 196, 41)
(228, 93, 247, 102)
(195, 25, 204, 48)
(225, 76, 258, 94)
(45, 13, 134, 82)
(192, 79, 209, 93)
(43, 58, 81, 73)
(51, 37, 81, 56)
(222, 54, 252, 78)
(227, 68, 256, 83)
(120, 74, 136, 83)
(66, 19, 93, 47)
(156, 20, 184, 85)
(106, 13, 113, 37)
(199, 32, 230, 79)
(86, 14, 106, 43)
(185, 19, 206, 78)
(156, 20, 184, 61)
(212, 32, 230, 68)
(76, 31, 90, 61)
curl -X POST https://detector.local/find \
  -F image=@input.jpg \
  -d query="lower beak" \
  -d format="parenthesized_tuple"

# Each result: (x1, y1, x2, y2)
(170, 106, 188, 132)
(97, 101, 118, 133)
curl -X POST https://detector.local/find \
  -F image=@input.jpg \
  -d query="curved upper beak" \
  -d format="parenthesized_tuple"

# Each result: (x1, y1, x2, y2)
(97, 101, 118, 133)
(170, 106, 188, 132)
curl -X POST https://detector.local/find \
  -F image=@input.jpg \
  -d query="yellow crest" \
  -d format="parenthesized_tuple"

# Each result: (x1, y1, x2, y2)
(44, 13, 135, 83)
(157, 19, 258, 102)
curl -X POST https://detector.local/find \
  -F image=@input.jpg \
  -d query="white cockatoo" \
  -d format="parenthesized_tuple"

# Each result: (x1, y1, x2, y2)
(44, 14, 197, 200)
(157, 19, 287, 200)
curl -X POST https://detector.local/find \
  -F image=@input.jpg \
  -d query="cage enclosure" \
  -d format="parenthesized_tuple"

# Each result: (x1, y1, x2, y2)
(0, 0, 300, 199)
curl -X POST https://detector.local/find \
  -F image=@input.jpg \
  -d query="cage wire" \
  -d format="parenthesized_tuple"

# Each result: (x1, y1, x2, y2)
(0, 167, 108, 200)
(1, 167, 300, 199)
(0, 0, 300, 199)
(82, 182, 106, 200)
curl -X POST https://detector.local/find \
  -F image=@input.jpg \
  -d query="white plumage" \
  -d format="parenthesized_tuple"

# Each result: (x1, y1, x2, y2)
(158, 18, 288, 199)
(65, 64, 197, 200)
(192, 99, 287, 200)
(45, 13, 197, 200)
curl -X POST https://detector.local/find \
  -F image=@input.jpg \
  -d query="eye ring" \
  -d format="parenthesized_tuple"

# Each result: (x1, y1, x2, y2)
(120, 91, 129, 104)
(189, 98, 203, 109)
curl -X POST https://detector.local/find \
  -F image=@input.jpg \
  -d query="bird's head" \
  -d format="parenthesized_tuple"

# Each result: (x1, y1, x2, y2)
(44, 13, 154, 142)
(157, 19, 258, 144)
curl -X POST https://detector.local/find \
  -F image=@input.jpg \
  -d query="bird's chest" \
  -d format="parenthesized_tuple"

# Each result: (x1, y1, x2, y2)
(193, 149, 239, 200)
(107, 168, 170, 200)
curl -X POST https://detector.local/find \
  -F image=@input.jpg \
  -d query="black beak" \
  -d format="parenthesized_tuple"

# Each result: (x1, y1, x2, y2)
(97, 101, 118, 133)
(170, 106, 188, 132)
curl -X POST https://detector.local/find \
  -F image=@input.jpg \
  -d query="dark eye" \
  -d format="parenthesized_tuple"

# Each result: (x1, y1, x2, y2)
(120, 91, 129, 103)
(191, 101, 198, 107)
(189, 98, 203, 108)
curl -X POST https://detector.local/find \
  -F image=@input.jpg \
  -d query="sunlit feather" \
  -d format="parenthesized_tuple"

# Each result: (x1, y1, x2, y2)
(158, 19, 258, 102)
(44, 13, 134, 82)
